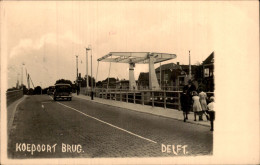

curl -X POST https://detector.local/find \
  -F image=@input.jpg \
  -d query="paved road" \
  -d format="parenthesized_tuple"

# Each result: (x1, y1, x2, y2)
(8, 95, 213, 158)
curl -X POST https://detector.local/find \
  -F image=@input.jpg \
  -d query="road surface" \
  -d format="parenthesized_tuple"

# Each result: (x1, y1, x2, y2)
(8, 95, 213, 158)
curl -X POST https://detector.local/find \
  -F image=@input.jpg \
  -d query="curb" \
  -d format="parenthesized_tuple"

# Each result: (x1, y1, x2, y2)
(7, 96, 26, 135)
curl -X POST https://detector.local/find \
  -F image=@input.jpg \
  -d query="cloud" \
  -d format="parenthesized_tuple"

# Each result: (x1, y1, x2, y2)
(8, 31, 83, 88)
(6, 1, 222, 88)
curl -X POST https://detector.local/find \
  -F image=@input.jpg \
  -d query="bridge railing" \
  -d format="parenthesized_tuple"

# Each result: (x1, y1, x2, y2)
(81, 87, 214, 110)
(6, 90, 23, 106)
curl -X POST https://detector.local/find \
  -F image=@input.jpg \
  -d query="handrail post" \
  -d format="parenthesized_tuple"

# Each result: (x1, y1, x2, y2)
(120, 90, 122, 102)
(134, 90, 136, 104)
(164, 90, 166, 109)
(178, 91, 181, 111)
(152, 91, 154, 107)
(110, 90, 112, 100)
(126, 91, 128, 103)
(142, 91, 144, 105)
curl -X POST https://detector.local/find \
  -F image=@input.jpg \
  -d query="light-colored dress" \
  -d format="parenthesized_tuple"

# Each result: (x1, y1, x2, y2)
(192, 96, 202, 112)
(199, 91, 208, 110)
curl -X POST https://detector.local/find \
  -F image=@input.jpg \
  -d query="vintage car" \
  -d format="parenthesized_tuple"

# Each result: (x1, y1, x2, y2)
(53, 84, 72, 101)
(47, 86, 55, 95)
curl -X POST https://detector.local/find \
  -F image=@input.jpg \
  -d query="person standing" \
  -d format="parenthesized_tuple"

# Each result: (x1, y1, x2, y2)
(192, 91, 202, 121)
(180, 89, 191, 122)
(207, 96, 215, 131)
(187, 80, 196, 96)
(77, 83, 80, 95)
(185, 80, 196, 112)
(199, 89, 208, 120)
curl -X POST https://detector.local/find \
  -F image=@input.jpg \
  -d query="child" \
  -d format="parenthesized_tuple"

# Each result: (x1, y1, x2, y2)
(207, 96, 215, 131)
(192, 91, 202, 121)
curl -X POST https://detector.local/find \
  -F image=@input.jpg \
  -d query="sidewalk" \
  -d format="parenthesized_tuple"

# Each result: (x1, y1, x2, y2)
(73, 94, 210, 127)
(7, 95, 26, 135)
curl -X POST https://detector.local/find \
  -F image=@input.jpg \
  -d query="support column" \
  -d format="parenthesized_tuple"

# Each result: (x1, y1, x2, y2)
(129, 63, 137, 90)
(149, 55, 160, 90)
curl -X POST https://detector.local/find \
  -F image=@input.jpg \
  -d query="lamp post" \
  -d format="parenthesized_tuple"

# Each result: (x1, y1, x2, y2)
(189, 50, 191, 80)
(17, 73, 20, 89)
(21, 62, 25, 87)
(76, 55, 79, 81)
(86, 47, 91, 92)
(88, 45, 94, 100)
(76, 55, 80, 95)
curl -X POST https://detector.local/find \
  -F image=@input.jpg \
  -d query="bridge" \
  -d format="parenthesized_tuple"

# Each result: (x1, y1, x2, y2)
(97, 52, 176, 90)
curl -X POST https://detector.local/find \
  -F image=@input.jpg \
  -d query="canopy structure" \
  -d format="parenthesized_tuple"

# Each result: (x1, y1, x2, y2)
(98, 52, 177, 90)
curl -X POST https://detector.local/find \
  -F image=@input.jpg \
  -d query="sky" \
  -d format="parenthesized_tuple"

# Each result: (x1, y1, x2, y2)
(1, 2, 259, 162)
(1, 1, 258, 89)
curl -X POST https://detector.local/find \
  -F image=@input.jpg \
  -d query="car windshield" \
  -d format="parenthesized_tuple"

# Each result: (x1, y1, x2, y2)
(49, 86, 55, 91)
(55, 85, 71, 92)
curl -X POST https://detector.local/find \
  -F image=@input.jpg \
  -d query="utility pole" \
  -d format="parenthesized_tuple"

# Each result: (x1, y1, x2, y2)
(86, 48, 90, 90)
(76, 55, 80, 95)
(25, 68, 30, 89)
(76, 55, 79, 81)
(90, 46, 93, 92)
(21, 63, 25, 87)
(88, 45, 94, 100)
(160, 62, 162, 89)
(189, 50, 191, 80)
(17, 74, 19, 88)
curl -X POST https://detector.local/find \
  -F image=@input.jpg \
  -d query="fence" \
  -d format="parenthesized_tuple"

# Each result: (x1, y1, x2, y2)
(81, 87, 214, 110)
(6, 90, 23, 106)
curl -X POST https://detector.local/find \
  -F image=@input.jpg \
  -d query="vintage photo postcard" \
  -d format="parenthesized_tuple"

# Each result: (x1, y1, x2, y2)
(1, 1, 259, 164)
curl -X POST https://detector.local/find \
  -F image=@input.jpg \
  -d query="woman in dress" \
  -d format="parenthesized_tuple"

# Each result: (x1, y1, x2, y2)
(199, 89, 208, 120)
(192, 91, 202, 121)
(180, 88, 191, 122)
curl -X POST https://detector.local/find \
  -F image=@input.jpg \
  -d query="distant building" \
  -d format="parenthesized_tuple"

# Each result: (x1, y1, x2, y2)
(97, 77, 117, 89)
(137, 62, 197, 90)
(168, 63, 197, 87)
(137, 72, 149, 90)
(115, 79, 138, 90)
(202, 51, 214, 92)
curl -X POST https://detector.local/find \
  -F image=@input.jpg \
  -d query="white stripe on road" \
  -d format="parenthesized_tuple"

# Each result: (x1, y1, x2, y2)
(56, 101, 157, 144)
(41, 101, 52, 104)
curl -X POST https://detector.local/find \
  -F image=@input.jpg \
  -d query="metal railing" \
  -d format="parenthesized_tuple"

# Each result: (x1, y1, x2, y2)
(80, 87, 214, 110)
(6, 90, 23, 106)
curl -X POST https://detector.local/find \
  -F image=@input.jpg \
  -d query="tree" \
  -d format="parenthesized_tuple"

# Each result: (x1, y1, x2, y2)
(55, 79, 73, 85)
(84, 75, 96, 87)
(34, 86, 42, 95)
(42, 87, 48, 94)
(194, 65, 204, 82)
(28, 88, 34, 95)
(96, 81, 103, 88)
(22, 85, 29, 95)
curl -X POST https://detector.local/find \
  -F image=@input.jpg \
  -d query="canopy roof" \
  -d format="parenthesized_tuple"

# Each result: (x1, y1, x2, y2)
(97, 52, 176, 64)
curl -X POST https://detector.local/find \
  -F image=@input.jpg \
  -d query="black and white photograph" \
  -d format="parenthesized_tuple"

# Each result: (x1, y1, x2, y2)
(1, 1, 259, 164)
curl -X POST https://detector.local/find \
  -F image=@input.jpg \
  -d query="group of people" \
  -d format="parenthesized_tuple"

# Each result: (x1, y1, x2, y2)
(180, 80, 215, 131)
